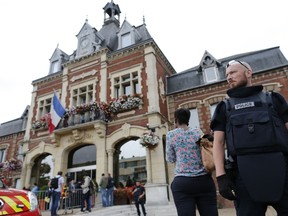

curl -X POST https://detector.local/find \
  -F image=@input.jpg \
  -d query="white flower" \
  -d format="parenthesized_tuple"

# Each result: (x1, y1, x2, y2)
(140, 132, 160, 148)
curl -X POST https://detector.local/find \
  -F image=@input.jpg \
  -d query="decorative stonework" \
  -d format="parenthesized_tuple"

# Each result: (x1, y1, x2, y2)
(263, 82, 281, 92)
(70, 69, 97, 82)
(159, 77, 166, 103)
(94, 123, 106, 138)
(117, 110, 135, 117)
(121, 123, 131, 138)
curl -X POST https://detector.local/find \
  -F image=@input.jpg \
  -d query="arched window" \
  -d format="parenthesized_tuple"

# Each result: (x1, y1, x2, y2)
(68, 144, 96, 168)
(189, 108, 200, 128)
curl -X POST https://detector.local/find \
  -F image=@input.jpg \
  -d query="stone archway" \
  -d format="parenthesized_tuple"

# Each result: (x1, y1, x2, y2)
(30, 153, 52, 190)
(21, 142, 56, 189)
(105, 123, 169, 205)
(112, 136, 142, 187)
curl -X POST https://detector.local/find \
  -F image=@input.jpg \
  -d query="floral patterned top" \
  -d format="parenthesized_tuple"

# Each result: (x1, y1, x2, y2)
(166, 127, 207, 177)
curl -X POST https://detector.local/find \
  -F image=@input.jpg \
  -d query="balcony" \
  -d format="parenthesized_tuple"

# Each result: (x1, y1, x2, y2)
(58, 110, 109, 129)
(31, 94, 143, 133)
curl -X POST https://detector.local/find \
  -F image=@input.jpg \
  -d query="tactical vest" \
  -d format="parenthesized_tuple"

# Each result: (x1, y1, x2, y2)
(224, 91, 288, 156)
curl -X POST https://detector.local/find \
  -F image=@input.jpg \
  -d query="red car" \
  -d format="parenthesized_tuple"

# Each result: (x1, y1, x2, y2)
(0, 179, 41, 215)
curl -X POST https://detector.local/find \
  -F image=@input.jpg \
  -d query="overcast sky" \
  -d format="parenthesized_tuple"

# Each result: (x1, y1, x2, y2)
(0, 0, 287, 124)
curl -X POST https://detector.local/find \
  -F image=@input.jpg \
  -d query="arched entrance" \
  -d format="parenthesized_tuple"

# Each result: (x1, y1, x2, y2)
(30, 153, 52, 190)
(112, 137, 146, 187)
(66, 144, 96, 185)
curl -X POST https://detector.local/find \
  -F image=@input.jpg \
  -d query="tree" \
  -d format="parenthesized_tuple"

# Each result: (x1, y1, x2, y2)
(38, 163, 51, 190)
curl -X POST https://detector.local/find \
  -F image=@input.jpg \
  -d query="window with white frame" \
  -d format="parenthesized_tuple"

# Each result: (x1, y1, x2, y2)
(121, 32, 132, 48)
(17, 145, 23, 161)
(71, 84, 94, 106)
(51, 60, 59, 73)
(0, 148, 6, 163)
(113, 71, 139, 98)
(204, 67, 218, 83)
(189, 108, 200, 128)
(38, 97, 52, 119)
(210, 103, 217, 118)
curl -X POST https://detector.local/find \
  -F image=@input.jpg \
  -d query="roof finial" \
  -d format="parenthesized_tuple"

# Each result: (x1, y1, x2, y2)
(143, 15, 146, 25)
(85, 15, 88, 23)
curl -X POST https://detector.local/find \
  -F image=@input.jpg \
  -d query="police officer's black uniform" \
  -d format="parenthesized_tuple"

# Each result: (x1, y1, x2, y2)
(211, 85, 288, 216)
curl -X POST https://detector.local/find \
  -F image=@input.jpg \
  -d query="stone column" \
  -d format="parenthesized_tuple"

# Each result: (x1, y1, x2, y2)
(24, 162, 34, 188)
(107, 149, 115, 175)
(146, 148, 152, 183)
(94, 121, 107, 182)
(145, 128, 169, 205)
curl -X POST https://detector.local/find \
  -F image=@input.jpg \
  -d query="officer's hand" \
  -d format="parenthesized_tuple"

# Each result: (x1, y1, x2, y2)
(216, 174, 236, 200)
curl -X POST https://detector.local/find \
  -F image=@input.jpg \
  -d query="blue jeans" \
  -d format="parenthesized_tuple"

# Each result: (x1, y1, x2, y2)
(81, 192, 91, 211)
(171, 174, 218, 216)
(51, 191, 61, 216)
(107, 187, 114, 206)
(100, 188, 107, 207)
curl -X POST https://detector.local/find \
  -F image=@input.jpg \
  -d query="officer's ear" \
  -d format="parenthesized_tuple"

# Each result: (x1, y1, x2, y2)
(245, 69, 252, 79)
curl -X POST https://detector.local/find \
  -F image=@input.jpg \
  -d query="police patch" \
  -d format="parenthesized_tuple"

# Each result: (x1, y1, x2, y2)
(234, 102, 255, 110)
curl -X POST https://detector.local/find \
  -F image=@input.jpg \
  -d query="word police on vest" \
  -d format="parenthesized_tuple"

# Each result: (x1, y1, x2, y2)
(234, 102, 255, 110)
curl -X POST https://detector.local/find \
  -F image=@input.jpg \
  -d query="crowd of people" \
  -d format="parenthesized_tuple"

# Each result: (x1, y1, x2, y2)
(34, 170, 144, 216)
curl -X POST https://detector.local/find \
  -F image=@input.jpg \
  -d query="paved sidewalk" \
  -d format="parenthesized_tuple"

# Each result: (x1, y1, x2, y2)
(41, 206, 277, 216)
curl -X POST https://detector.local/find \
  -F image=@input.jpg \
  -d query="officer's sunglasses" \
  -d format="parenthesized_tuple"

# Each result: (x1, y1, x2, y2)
(226, 60, 249, 70)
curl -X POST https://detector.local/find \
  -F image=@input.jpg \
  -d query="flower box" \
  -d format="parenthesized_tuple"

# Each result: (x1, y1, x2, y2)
(140, 132, 160, 149)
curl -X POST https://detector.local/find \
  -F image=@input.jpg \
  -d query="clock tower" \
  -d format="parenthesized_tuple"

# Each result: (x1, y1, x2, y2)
(76, 19, 93, 58)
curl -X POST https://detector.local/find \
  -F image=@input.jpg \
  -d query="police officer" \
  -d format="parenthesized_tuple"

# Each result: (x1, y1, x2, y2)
(211, 60, 288, 215)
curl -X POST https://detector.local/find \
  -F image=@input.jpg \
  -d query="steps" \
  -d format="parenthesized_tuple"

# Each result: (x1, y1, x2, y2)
(70, 203, 178, 216)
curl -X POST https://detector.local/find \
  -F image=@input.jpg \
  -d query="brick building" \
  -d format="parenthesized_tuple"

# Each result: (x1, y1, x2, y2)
(0, 107, 29, 187)
(20, 1, 174, 205)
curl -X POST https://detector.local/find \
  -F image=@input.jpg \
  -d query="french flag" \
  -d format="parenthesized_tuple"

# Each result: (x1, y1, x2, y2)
(48, 93, 66, 134)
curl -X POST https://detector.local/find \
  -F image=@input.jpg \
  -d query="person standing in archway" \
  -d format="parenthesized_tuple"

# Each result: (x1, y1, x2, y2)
(107, 173, 115, 206)
(80, 172, 92, 212)
(31, 182, 39, 196)
(99, 173, 108, 207)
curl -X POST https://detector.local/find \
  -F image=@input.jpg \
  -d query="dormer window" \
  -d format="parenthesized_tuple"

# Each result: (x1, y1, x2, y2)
(121, 32, 132, 48)
(204, 67, 218, 83)
(48, 46, 68, 75)
(51, 60, 59, 73)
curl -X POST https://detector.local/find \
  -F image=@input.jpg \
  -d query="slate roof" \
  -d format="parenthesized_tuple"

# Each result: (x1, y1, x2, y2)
(98, 22, 152, 52)
(98, 21, 120, 51)
(166, 47, 288, 95)
(0, 106, 29, 137)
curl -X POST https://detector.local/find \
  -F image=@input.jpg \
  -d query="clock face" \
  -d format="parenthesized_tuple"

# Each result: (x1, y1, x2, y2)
(81, 38, 89, 48)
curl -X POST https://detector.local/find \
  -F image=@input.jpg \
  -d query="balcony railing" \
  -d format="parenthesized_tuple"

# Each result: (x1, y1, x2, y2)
(57, 110, 109, 129)
(31, 94, 143, 132)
